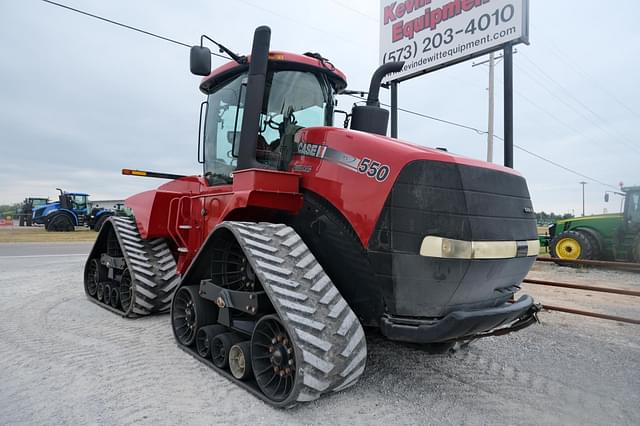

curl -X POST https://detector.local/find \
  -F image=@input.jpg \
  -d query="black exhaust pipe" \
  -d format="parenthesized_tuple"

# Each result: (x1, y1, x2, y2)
(351, 61, 404, 136)
(365, 62, 404, 107)
(237, 26, 271, 170)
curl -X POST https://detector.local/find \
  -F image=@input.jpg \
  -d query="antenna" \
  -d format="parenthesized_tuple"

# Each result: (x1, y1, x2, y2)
(201, 35, 247, 64)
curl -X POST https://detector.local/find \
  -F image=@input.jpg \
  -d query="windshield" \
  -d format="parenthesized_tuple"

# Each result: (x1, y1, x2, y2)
(31, 199, 48, 208)
(627, 191, 640, 222)
(256, 70, 333, 168)
(70, 195, 87, 210)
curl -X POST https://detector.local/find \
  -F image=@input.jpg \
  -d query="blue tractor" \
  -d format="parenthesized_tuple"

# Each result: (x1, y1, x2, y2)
(32, 189, 114, 232)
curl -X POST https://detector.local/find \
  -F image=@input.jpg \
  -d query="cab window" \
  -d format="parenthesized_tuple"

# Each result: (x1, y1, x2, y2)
(204, 73, 247, 185)
(71, 195, 87, 210)
(627, 192, 640, 222)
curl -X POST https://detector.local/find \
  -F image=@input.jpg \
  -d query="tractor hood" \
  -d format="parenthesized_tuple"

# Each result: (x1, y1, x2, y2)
(555, 213, 623, 224)
(290, 126, 532, 247)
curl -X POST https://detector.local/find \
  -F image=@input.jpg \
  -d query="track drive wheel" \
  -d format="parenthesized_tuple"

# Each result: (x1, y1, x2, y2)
(251, 315, 298, 403)
(171, 285, 217, 346)
(550, 230, 596, 261)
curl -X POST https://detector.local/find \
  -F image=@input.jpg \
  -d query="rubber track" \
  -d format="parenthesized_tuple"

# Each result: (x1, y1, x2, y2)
(87, 216, 179, 317)
(222, 221, 368, 403)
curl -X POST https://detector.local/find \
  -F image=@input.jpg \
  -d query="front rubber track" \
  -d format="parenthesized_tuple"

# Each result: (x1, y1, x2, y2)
(174, 222, 368, 407)
(83, 216, 179, 317)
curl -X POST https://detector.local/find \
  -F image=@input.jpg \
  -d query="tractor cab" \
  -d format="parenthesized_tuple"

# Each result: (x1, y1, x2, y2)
(56, 190, 89, 214)
(199, 52, 340, 185)
(191, 27, 402, 186)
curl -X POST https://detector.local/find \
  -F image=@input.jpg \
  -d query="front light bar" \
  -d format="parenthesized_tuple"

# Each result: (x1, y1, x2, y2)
(420, 236, 540, 259)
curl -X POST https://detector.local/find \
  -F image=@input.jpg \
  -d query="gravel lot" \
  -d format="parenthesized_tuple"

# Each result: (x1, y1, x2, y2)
(0, 244, 638, 425)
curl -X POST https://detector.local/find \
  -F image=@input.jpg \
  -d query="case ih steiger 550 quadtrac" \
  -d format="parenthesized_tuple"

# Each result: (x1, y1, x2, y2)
(84, 26, 540, 407)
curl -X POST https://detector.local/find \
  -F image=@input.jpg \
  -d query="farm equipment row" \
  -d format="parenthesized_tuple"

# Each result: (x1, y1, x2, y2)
(28, 189, 124, 232)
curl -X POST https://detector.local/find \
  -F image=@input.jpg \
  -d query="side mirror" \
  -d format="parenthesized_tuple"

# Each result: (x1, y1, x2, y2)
(190, 46, 212, 76)
(604, 193, 610, 202)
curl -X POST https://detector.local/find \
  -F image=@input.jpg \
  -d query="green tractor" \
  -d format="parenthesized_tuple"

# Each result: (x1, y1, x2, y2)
(547, 186, 640, 262)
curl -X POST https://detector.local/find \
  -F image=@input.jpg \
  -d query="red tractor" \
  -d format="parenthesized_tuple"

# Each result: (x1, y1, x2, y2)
(84, 26, 540, 407)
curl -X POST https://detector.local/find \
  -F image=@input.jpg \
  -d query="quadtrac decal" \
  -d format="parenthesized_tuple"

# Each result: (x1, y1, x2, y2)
(293, 142, 391, 182)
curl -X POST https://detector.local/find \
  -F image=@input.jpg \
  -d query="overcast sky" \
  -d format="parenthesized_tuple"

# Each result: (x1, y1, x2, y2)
(1, 0, 638, 216)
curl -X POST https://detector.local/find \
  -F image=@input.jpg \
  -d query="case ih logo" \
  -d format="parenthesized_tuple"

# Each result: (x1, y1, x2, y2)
(295, 143, 327, 159)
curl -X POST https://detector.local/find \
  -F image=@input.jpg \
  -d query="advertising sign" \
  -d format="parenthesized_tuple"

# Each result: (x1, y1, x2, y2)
(380, 0, 529, 82)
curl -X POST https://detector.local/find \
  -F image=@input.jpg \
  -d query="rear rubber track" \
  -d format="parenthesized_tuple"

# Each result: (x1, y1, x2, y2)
(85, 216, 179, 317)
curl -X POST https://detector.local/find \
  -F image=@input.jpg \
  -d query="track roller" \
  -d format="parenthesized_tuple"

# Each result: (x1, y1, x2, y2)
(211, 333, 243, 369)
(96, 282, 105, 302)
(196, 325, 227, 358)
(110, 287, 120, 309)
(229, 342, 253, 381)
(104, 284, 112, 306)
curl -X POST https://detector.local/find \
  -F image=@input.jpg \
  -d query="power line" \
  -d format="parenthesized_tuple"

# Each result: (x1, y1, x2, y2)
(328, 0, 378, 22)
(40, 0, 229, 60)
(516, 55, 640, 155)
(40, 0, 619, 190)
(527, 26, 640, 119)
(346, 93, 617, 189)
(494, 136, 618, 190)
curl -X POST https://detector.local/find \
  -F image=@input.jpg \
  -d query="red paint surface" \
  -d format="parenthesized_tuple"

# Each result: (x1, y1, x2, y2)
(125, 125, 519, 274)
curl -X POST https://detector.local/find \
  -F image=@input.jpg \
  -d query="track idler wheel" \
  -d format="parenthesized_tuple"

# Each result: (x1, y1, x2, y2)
(119, 269, 133, 313)
(103, 284, 112, 306)
(96, 282, 105, 302)
(195, 325, 227, 359)
(171, 285, 217, 346)
(110, 286, 120, 309)
(84, 259, 103, 297)
(251, 315, 297, 402)
(229, 341, 253, 381)
(211, 333, 242, 369)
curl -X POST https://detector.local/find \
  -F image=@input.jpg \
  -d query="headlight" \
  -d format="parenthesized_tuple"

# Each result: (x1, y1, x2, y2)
(420, 236, 539, 259)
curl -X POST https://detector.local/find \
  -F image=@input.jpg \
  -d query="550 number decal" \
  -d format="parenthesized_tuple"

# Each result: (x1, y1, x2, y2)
(357, 157, 391, 182)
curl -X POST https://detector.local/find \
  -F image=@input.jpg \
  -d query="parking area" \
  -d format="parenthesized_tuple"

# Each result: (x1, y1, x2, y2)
(0, 243, 638, 425)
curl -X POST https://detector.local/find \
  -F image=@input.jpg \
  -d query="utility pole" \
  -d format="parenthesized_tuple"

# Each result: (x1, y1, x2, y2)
(474, 50, 517, 163)
(579, 181, 587, 216)
(486, 52, 495, 162)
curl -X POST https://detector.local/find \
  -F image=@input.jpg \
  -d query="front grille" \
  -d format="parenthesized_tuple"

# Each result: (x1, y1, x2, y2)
(370, 160, 537, 253)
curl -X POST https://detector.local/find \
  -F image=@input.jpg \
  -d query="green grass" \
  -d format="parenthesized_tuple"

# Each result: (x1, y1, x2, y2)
(0, 226, 98, 243)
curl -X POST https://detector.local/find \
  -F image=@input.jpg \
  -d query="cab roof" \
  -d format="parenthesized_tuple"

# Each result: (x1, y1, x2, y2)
(199, 51, 347, 94)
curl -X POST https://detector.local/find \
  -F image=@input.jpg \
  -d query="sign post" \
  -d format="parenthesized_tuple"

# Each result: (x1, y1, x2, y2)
(379, 0, 529, 167)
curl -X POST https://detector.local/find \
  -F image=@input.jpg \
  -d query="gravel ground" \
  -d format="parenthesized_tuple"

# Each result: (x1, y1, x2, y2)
(0, 248, 638, 425)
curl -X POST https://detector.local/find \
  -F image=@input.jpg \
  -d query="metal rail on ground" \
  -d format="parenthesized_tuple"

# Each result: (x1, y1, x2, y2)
(536, 256, 640, 271)
(523, 274, 639, 325)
